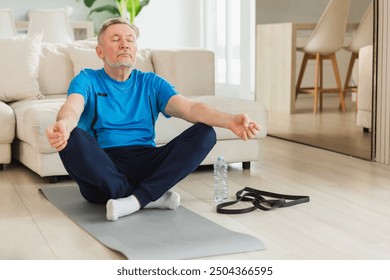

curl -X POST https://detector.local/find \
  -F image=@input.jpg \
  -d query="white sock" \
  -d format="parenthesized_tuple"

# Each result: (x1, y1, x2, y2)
(144, 191, 180, 209)
(106, 195, 140, 221)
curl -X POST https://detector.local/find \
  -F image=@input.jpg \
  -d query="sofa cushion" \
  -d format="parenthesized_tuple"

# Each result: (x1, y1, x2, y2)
(38, 39, 155, 96)
(136, 49, 155, 72)
(68, 45, 102, 75)
(0, 33, 43, 102)
(10, 96, 66, 153)
(152, 49, 215, 96)
(39, 42, 73, 95)
(39, 39, 98, 95)
(68, 46, 155, 76)
(72, 38, 99, 49)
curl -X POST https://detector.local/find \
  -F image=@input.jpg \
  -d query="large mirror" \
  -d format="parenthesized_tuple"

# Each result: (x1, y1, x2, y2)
(255, 0, 374, 160)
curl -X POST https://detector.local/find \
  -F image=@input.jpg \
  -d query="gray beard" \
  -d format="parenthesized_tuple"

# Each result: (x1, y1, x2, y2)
(105, 59, 135, 68)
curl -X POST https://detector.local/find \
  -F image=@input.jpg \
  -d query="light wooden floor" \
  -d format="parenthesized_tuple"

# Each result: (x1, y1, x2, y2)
(1, 136, 390, 260)
(268, 94, 372, 160)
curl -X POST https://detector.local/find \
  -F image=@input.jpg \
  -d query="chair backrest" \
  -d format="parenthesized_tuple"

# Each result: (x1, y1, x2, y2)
(347, 1, 373, 53)
(27, 9, 74, 43)
(0, 8, 17, 38)
(303, 0, 351, 54)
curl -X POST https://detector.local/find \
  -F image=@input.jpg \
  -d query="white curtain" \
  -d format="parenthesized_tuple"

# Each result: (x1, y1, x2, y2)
(202, 0, 255, 100)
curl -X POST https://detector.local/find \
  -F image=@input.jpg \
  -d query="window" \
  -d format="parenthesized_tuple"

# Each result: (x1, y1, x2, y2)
(202, 0, 255, 100)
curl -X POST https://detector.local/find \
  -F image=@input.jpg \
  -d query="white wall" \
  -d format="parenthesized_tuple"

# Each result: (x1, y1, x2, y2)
(0, 0, 88, 21)
(0, 0, 202, 49)
(256, 0, 372, 24)
(134, 0, 202, 49)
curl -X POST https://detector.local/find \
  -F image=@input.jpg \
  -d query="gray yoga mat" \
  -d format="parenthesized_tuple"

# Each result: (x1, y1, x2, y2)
(40, 185, 265, 260)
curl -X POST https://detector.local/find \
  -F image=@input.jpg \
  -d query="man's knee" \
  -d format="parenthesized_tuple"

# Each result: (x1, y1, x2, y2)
(67, 127, 93, 145)
(62, 128, 95, 154)
(195, 123, 217, 151)
(59, 128, 98, 166)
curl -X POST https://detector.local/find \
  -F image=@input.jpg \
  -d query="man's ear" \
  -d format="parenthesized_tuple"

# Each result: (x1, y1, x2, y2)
(96, 45, 104, 59)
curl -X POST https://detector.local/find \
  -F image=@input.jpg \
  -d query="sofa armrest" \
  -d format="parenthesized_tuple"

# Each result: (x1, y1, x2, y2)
(0, 101, 15, 143)
(151, 49, 215, 96)
(0, 100, 15, 165)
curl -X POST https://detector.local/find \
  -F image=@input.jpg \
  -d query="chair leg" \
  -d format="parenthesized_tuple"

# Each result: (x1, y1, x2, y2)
(330, 53, 345, 112)
(344, 53, 358, 111)
(313, 53, 321, 113)
(296, 53, 309, 100)
(319, 54, 324, 111)
(343, 52, 358, 92)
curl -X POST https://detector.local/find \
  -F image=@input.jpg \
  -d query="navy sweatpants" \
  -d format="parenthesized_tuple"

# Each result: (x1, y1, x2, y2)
(59, 123, 216, 207)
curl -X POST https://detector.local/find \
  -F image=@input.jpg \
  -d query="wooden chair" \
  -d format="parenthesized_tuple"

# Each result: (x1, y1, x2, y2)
(343, 1, 373, 109)
(295, 0, 351, 113)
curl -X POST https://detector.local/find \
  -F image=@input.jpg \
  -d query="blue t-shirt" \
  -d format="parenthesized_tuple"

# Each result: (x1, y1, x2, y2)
(68, 68, 177, 148)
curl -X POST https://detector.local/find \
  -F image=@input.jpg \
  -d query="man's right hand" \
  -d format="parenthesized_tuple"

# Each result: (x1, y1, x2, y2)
(46, 93, 84, 151)
(46, 120, 70, 151)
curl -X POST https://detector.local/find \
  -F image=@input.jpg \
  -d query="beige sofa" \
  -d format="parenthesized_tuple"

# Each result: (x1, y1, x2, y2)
(0, 34, 268, 180)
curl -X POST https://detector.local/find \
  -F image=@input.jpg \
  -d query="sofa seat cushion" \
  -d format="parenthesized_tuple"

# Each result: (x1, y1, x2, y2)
(155, 96, 268, 144)
(0, 101, 15, 143)
(10, 95, 66, 153)
(10, 94, 267, 152)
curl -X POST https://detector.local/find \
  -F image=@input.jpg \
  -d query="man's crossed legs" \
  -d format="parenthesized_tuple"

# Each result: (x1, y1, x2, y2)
(59, 123, 216, 220)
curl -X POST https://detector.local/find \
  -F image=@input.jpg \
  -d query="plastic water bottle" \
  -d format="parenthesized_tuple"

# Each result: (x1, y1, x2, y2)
(214, 156, 228, 203)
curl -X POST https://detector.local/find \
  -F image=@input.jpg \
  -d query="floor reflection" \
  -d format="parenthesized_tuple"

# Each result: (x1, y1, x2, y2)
(267, 94, 372, 160)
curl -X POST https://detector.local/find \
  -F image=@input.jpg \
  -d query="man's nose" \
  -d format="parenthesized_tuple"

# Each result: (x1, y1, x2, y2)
(120, 43, 129, 49)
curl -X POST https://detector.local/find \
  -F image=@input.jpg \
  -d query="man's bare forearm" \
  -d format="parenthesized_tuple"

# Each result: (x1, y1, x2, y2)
(57, 103, 80, 131)
(56, 94, 84, 132)
(187, 101, 233, 129)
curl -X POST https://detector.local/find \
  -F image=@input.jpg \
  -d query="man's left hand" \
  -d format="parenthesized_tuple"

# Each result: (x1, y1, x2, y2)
(230, 114, 261, 141)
